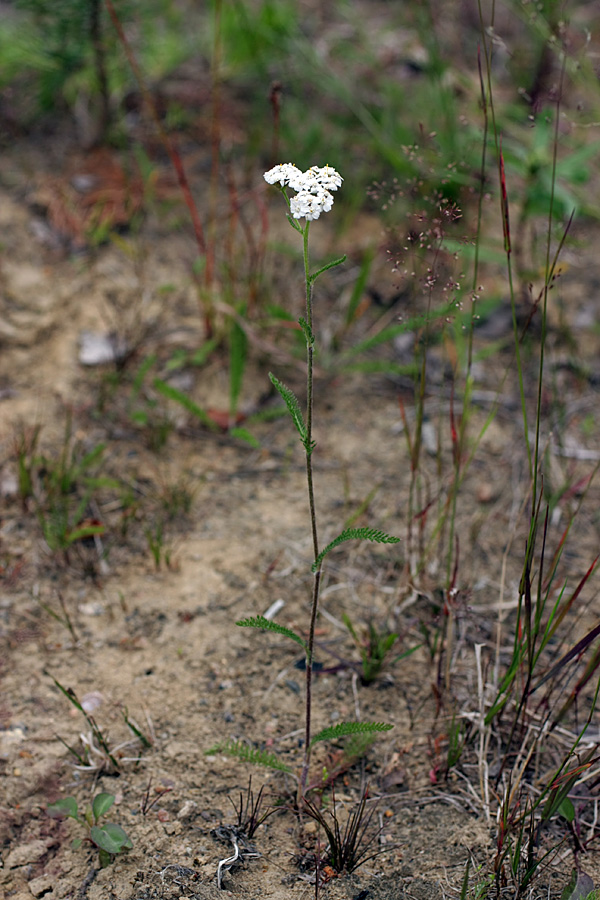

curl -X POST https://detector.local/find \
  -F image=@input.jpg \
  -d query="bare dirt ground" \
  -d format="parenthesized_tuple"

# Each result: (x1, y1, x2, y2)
(1, 126, 600, 900)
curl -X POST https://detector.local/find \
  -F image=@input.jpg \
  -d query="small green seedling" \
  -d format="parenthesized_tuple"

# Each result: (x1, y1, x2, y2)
(342, 614, 398, 685)
(342, 613, 422, 685)
(47, 792, 132, 867)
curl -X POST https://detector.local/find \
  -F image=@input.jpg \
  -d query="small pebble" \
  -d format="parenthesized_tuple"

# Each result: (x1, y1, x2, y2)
(177, 800, 198, 821)
(28, 874, 53, 898)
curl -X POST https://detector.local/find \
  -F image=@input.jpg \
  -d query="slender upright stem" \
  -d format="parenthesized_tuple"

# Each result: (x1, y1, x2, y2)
(477, 1, 531, 479)
(299, 222, 322, 802)
(303, 225, 319, 559)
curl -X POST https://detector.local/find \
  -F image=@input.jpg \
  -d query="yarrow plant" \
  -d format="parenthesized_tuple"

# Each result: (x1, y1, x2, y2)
(235, 164, 398, 803)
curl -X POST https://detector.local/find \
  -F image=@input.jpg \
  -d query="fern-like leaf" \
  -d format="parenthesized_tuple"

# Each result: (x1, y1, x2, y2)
(310, 721, 393, 747)
(312, 527, 400, 572)
(309, 254, 347, 283)
(205, 740, 293, 773)
(298, 317, 315, 348)
(269, 373, 307, 443)
(236, 615, 307, 652)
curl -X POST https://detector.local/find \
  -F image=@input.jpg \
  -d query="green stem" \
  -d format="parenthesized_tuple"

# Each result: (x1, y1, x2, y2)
(299, 221, 322, 803)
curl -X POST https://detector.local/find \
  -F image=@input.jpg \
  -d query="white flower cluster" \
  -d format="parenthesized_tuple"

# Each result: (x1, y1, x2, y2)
(264, 163, 343, 221)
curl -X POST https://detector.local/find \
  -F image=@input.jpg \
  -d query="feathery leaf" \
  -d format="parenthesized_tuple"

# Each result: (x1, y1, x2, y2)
(205, 740, 293, 773)
(312, 527, 400, 572)
(310, 254, 347, 282)
(298, 316, 315, 348)
(236, 615, 307, 651)
(269, 373, 307, 443)
(311, 720, 393, 747)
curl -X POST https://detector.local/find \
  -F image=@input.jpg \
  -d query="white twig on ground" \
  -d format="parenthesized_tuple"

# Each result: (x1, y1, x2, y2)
(351, 671, 361, 720)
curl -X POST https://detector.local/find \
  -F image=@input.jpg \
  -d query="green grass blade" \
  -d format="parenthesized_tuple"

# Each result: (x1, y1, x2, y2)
(229, 315, 247, 418)
(347, 301, 455, 356)
(131, 354, 157, 400)
(190, 337, 220, 367)
(342, 612, 359, 644)
(343, 483, 380, 530)
(346, 247, 374, 325)
(153, 379, 218, 431)
(121, 708, 152, 748)
(76, 443, 106, 474)
(230, 426, 260, 448)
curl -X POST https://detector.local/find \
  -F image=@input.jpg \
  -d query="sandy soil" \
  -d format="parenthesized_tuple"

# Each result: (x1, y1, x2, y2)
(1, 125, 600, 900)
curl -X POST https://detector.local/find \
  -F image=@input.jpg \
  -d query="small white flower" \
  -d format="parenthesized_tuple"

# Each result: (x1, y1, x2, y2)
(286, 168, 307, 192)
(290, 188, 334, 221)
(303, 165, 343, 192)
(289, 191, 314, 219)
(295, 169, 320, 193)
(317, 189, 334, 213)
(263, 163, 303, 187)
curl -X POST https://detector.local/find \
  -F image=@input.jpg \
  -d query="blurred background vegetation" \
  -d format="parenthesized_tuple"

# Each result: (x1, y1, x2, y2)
(1, 0, 598, 215)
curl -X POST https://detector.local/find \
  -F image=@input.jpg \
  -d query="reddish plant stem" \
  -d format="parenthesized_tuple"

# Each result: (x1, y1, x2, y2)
(103, 0, 206, 259)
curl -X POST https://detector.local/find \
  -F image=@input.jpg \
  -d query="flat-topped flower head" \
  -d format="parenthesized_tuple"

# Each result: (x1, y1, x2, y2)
(264, 163, 303, 187)
(264, 162, 343, 221)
